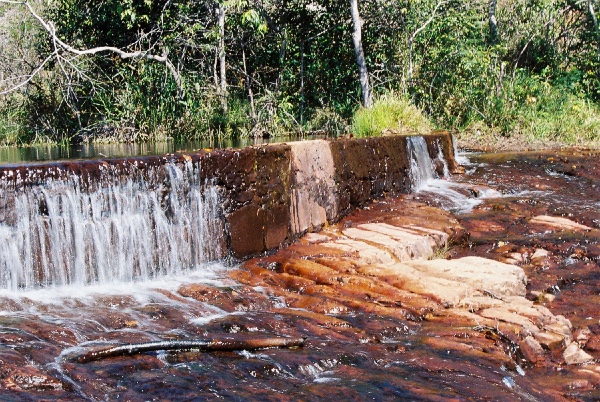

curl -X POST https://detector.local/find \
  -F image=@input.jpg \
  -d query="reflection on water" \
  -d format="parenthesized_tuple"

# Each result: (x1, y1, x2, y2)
(0, 136, 296, 164)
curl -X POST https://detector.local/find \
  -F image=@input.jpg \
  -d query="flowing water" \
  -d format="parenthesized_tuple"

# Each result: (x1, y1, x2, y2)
(407, 136, 502, 213)
(0, 143, 599, 400)
(0, 161, 224, 291)
(0, 135, 451, 292)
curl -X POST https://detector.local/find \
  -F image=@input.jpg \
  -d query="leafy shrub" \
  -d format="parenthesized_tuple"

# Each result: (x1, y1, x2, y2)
(304, 107, 349, 135)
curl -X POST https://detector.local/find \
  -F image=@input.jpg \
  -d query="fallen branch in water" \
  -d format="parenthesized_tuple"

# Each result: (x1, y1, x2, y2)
(72, 337, 306, 364)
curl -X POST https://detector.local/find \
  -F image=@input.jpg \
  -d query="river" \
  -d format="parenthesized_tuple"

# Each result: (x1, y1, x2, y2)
(0, 147, 598, 401)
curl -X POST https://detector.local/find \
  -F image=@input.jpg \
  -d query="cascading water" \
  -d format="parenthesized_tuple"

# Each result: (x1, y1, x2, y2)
(406, 136, 439, 191)
(0, 161, 224, 291)
(407, 135, 501, 213)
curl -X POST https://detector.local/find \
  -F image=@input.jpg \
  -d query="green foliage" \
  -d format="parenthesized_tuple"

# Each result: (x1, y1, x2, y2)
(304, 107, 349, 135)
(402, 0, 600, 145)
(0, 95, 26, 146)
(352, 93, 431, 137)
(507, 79, 600, 143)
(1, 0, 599, 146)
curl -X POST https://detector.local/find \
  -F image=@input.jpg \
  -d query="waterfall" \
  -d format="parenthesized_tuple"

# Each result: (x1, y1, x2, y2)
(407, 136, 441, 190)
(0, 161, 225, 291)
(406, 135, 502, 213)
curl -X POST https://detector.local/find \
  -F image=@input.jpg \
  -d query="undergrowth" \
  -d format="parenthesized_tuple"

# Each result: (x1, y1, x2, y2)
(457, 79, 600, 148)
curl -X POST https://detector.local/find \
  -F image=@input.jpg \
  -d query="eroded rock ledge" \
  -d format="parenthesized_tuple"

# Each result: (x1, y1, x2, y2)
(229, 197, 596, 371)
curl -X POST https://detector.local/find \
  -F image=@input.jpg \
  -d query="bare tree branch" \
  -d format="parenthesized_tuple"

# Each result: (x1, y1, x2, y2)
(71, 337, 306, 363)
(0, 53, 53, 95)
(0, 0, 181, 95)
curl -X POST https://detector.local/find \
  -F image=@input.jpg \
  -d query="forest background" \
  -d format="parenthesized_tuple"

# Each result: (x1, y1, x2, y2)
(0, 0, 599, 148)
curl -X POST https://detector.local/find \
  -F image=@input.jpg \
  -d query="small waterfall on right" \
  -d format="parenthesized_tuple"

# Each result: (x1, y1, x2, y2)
(406, 135, 500, 213)
(407, 136, 438, 191)
(406, 136, 442, 192)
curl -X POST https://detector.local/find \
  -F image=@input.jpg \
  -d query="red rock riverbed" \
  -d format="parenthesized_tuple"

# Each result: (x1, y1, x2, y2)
(0, 149, 599, 401)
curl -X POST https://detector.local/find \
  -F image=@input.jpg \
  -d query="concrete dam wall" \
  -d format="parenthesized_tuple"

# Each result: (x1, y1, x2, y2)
(214, 132, 458, 257)
(0, 132, 458, 289)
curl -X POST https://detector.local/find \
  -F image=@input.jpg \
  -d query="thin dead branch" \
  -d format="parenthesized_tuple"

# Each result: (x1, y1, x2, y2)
(71, 337, 306, 363)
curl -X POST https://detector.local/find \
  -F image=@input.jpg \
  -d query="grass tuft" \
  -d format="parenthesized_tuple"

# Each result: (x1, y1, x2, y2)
(352, 93, 431, 137)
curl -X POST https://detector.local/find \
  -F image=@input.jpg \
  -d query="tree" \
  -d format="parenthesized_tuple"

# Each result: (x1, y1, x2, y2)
(488, 0, 498, 42)
(2, 0, 598, 145)
(349, 0, 372, 108)
(1, 0, 181, 95)
(589, 0, 599, 54)
(217, 1, 227, 110)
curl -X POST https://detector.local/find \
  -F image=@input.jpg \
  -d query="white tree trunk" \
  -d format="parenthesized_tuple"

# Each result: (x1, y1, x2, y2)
(349, 0, 372, 108)
(590, 0, 599, 33)
(489, 0, 498, 41)
(242, 44, 255, 120)
(218, 2, 227, 111)
(589, 0, 599, 54)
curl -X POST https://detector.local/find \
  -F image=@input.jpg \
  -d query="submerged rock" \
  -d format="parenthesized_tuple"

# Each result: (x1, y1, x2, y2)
(529, 215, 594, 232)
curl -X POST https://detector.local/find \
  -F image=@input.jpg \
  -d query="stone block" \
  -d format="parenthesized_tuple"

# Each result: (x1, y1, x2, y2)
(342, 227, 430, 260)
(564, 342, 594, 365)
(263, 204, 290, 250)
(480, 307, 538, 335)
(288, 140, 337, 234)
(534, 331, 567, 351)
(529, 215, 594, 232)
(519, 336, 546, 365)
(585, 334, 600, 352)
(228, 203, 265, 258)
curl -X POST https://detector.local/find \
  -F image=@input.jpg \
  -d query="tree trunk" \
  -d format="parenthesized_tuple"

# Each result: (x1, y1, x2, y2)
(300, 41, 305, 124)
(277, 27, 287, 89)
(590, 0, 599, 33)
(349, 0, 372, 108)
(589, 0, 600, 55)
(488, 0, 498, 42)
(242, 43, 256, 121)
(218, 2, 227, 111)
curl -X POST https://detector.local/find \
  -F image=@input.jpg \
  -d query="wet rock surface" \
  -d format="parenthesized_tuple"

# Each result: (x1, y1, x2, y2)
(0, 148, 599, 400)
(450, 149, 600, 399)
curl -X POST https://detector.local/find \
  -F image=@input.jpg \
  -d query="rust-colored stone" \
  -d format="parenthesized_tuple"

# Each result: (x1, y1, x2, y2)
(263, 204, 290, 250)
(228, 203, 265, 257)
(178, 283, 226, 302)
(519, 336, 546, 365)
(584, 334, 600, 352)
